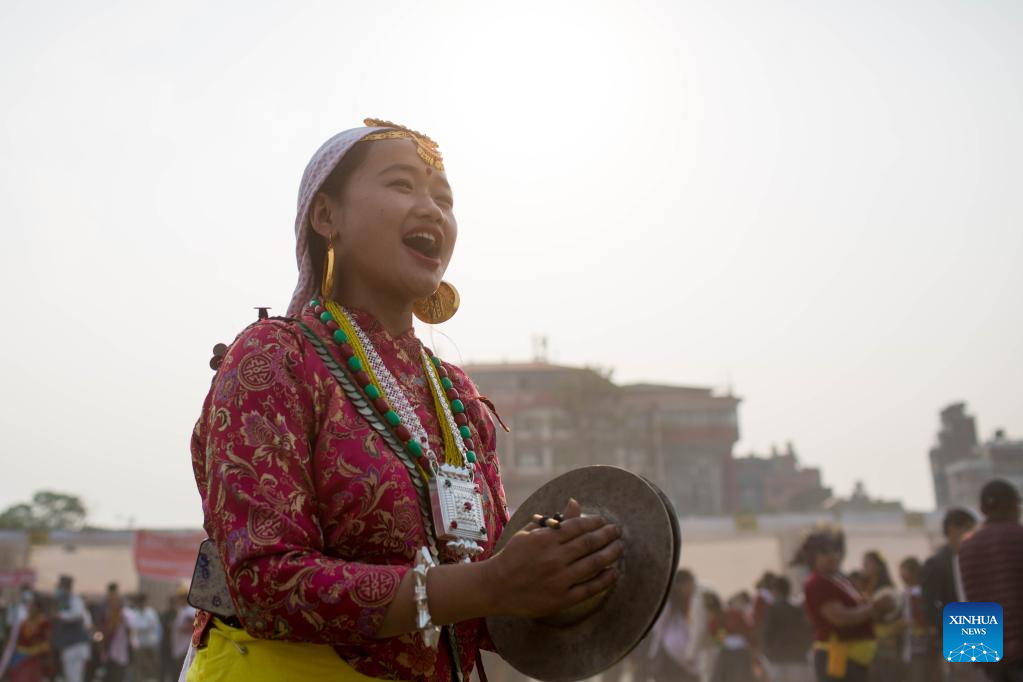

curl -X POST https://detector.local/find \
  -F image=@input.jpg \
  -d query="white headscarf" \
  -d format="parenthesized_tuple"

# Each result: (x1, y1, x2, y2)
(286, 125, 392, 317)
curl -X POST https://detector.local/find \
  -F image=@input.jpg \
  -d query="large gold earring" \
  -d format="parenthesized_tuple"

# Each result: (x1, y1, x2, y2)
(413, 281, 460, 324)
(321, 236, 336, 301)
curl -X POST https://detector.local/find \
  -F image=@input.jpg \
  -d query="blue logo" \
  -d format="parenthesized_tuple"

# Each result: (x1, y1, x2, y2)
(943, 602, 1003, 663)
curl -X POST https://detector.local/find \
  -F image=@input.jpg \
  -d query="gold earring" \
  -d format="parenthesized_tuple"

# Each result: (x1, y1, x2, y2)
(321, 236, 336, 301)
(413, 281, 460, 324)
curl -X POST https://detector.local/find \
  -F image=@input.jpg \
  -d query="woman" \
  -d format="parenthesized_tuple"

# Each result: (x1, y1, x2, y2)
(860, 551, 902, 682)
(794, 529, 893, 682)
(4, 592, 52, 682)
(646, 569, 700, 682)
(897, 558, 928, 682)
(860, 551, 894, 598)
(708, 593, 761, 682)
(186, 120, 624, 681)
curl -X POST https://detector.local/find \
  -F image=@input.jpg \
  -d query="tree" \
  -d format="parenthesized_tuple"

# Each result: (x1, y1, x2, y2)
(0, 490, 88, 530)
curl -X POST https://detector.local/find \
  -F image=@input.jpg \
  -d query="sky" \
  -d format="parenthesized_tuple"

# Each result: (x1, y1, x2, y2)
(1, 0, 1020, 528)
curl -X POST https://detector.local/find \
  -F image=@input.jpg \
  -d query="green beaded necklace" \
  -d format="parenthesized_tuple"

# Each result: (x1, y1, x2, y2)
(310, 299, 478, 476)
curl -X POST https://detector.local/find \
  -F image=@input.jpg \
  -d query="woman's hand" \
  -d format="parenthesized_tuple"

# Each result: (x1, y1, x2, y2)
(870, 593, 897, 619)
(481, 498, 624, 619)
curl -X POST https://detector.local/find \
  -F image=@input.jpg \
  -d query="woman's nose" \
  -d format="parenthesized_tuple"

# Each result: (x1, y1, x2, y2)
(415, 196, 444, 221)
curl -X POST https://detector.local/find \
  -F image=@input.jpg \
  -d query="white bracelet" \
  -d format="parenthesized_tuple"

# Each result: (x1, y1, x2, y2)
(413, 546, 441, 648)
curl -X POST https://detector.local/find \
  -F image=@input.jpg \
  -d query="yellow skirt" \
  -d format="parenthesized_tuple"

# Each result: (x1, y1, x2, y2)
(813, 635, 877, 678)
(186, 618, 393, 682)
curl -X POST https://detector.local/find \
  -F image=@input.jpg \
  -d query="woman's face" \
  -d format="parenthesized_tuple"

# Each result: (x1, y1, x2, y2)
(813, 547, 842, 574)
(899, 564, 915, 586)
(315, 138, 457, 307)
(863, 555, 881, 577)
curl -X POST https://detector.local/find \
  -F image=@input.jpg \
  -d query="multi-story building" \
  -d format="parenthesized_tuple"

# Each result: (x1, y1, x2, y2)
(733, 443, 832, 513)
(945, 429, 1023, 510)
(464, 362, 740, 516)
(929, 403, 979, 509)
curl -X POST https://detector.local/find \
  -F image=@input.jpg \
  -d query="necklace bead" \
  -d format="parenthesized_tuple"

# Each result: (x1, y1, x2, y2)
(310, 301, 476, 479)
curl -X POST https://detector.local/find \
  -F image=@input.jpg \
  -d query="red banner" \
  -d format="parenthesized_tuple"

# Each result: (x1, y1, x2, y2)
(0, 569, 35, 588)
(133, 530, 206, 580)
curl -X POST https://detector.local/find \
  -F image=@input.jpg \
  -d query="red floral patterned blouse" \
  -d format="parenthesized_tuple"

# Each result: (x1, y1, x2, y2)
(190, 305, 510, 680)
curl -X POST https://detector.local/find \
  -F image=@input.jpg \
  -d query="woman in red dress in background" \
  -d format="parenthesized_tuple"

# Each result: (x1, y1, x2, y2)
(4, 593, 53, 682)
(794, 529, 894, 682)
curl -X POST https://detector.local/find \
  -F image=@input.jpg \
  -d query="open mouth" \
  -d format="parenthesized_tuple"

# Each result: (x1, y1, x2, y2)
(402, 231, 441, 259)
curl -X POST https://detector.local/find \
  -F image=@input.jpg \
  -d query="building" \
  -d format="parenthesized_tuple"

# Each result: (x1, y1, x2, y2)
(945, 430, 1023, 510)
(929, 403, 980, 508)
(929, 402, 1023, 510)
(464, 362, 740, 516)
(733, 443, 832, 514)
(824, 480, 904, 515)
(620, 383, 740, 516)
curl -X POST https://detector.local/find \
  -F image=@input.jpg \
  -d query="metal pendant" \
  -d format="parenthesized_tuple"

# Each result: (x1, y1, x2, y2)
(429, 464, 487, 562)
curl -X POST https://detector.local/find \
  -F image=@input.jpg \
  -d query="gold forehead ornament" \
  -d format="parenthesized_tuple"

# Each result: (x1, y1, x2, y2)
(360, 118, 444, 171)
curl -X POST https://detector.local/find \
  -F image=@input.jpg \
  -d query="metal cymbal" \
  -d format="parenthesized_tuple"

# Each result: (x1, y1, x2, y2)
(486, 466, 680, 682)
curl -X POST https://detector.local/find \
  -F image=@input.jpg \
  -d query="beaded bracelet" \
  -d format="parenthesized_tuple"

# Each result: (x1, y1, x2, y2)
(413, 547, 441, 648)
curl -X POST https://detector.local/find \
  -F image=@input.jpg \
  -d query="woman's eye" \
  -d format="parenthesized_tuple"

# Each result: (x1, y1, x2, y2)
(390, 179, 414, 190)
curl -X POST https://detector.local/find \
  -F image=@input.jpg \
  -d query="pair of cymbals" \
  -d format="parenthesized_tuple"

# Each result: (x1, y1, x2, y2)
(487, 466, 681, 682)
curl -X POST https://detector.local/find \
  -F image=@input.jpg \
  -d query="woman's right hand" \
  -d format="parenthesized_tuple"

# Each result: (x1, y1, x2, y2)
(870, 593, 897, 619)
(482, 498, 624, 619)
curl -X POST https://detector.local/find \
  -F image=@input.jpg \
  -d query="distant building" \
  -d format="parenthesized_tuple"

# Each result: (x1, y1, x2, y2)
(929, 402, 1023, 510)
(945, 429, 1023, 510)
(929, 403, 980, 509)
(733, 443, 832, 514)
(825, 480, 904, 515)
(464, 362, 740, 516)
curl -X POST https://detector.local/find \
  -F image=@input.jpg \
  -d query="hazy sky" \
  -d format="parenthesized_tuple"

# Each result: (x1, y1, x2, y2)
(2, 0, 1020, 527)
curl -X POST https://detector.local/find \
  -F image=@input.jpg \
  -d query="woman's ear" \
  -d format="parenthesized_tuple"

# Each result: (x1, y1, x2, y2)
(309, 191, 341, 240)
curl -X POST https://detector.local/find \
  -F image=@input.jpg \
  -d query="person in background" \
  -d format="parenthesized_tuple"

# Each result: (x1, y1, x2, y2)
(752, 572, 779, 637)
(861, 552, 895, 598)
(861, 551, 903, 682)
(709, 592, 760, 682)
(763, 576, 813, 682)
(900, 560, 932, 682)
(52, 575, 92, 682)
(170, 590, 196, 679)
(125, 593, 162, 682)
(957, 479, 1023, 682)
(795, 528, 893, 682)
(921, 507, 978, 682)
(702, 592, 725, 682)
(99, 582, 130, 682)
(897, 557, 929, 682)
(848, 571, 869, 595)
(4, 591, 51, 682)
(646, 569, 701, 681)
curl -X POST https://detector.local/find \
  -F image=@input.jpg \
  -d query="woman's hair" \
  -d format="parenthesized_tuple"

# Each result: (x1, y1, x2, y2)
(863, 550, 894, 589)
(899, 556, 921, 581)
(790, 526, 845, 568)
(307, 141, 372, 300)
(702, 591, 723, 613)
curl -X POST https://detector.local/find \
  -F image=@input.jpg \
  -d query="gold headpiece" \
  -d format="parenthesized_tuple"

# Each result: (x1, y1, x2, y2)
(360, 118, 444, 171)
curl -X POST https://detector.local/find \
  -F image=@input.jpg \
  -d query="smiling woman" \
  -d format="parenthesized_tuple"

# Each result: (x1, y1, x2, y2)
(183, 120, 624, 681)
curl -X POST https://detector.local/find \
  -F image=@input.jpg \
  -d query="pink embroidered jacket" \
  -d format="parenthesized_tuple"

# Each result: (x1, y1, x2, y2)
(190, 306, 509, 680)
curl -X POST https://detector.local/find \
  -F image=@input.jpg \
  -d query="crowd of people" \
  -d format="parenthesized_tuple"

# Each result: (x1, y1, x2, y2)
(615, 478, 1022, 682)
(0, 579, 195, 682)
